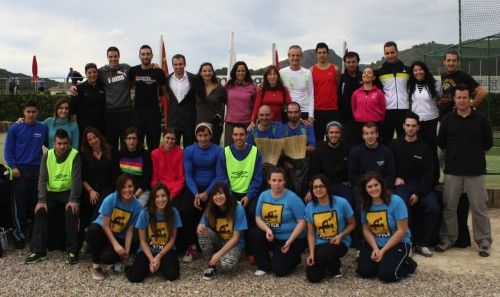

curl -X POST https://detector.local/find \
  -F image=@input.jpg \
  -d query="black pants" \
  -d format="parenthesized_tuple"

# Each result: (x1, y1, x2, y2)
(11, 166, 39, 244)
(249, 227, 306, 276)
(233, 192, 257, 254)
(86, 223, 124, 264)
(306, 242, 348, 283)
(172, 187, 197, 252)
(30, 192, 79, 254)
(125, 250, 179, 282)
(0, 179, 12, 229)
(381, 109, 408, 145)
(356, 241, 413, 283)
(419, 118, 439, 185)
(79, 186, 113, 246)
(171, 124, 195, 148)
(341, 119, 359, 147)
(134, 109, 162, 150)
(313, 110, 339, 143)
(105, 110, 132, 153)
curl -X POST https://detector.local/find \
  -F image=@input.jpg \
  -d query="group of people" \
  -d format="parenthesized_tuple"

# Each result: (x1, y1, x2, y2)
(1, 40, 493, 284)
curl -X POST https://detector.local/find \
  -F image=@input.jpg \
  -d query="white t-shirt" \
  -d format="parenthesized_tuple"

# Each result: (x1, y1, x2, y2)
(279, 67, 314, 117)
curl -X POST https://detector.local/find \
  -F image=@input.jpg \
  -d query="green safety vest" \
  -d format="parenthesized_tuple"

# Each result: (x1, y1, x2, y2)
(47, 148, 78, 192)
(225, 145, 257, 194)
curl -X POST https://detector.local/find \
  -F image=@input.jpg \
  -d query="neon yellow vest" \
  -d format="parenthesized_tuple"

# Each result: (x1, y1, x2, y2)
(225, 145, 257, 194)
(47, 148, 78, 192)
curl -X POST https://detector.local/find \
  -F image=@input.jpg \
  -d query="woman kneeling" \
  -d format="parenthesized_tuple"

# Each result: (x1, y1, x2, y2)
(125, 183, 182, 282)
(356, 172, 417, 282)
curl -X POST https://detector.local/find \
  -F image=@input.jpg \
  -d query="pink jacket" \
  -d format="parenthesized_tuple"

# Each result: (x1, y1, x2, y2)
(351, 86, 386, 123)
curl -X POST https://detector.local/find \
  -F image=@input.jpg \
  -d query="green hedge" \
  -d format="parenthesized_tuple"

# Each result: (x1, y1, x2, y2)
(0, 94, 66, 122)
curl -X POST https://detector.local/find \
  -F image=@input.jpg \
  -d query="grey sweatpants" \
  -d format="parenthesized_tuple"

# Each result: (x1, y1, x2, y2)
(440, 174, 492, 247)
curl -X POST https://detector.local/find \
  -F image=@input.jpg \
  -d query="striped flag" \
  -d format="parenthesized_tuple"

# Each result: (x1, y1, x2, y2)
(159, 35, 170, 126)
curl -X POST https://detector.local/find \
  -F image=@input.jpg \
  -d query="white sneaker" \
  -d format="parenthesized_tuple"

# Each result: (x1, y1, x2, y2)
(113, 262, 124, 272)
(416, 246, 433, 257)
(254, 269, 266, 276)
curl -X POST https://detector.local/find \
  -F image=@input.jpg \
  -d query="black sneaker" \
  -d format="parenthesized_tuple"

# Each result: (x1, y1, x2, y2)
(25, 252, 47, 264)
(332, 269, 343, 278)
(478, 246, 490, 257)
(66, 252, 78, 265)
(14, 239, 26, 250)
(202, 267, 217, 280)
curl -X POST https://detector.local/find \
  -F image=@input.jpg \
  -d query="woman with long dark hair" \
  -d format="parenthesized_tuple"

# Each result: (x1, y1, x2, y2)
(356, 172, 416, 283)
(224, 61, 256, 145)
(250, 65, 291, 126)
(305, 174, 355, 283)
(79, 126, 114, 247)
(197, 182, 248, 280)
(196, 62, 227, 145)
(125, 183, 181, 282)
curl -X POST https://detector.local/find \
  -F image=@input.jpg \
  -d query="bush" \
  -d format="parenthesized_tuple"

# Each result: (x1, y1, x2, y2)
(0, 94, 67, 122)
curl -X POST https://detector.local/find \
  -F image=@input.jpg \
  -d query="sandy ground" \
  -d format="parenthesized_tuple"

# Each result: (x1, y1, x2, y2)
(0, 209, 499, 297)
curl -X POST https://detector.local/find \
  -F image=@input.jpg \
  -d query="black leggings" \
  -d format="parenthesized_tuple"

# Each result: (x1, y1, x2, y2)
(356, 241, 413, 283)
(306, 242, 348, 283)
(85, 223, 123, 264)
(125, 250, 179, 282)
(249, 227, 306, 277)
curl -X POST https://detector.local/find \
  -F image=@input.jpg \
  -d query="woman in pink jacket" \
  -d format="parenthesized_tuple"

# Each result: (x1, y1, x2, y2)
(351, 68, 385, 143)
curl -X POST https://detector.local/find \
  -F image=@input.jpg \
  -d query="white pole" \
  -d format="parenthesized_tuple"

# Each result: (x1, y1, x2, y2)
(342, 41, 347, 74)
(272, 43, 276, 66)
(227, 32, 235, 81)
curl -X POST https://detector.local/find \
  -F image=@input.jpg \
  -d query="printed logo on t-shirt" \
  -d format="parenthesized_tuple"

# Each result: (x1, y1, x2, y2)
(148, 221, 169, 250)
(441, 78, 456, 97)
(262, 202, 283, 228)
(110, 207, 132, 233)
(135, 76, 157, 85)
(215, 218, 233, 241)
(313, 211, 338, 240)
(366, 210, 391, 237)
(230, 170, 249, 180)
(376, 160, 385, 166)
(34, 132, 42, 138)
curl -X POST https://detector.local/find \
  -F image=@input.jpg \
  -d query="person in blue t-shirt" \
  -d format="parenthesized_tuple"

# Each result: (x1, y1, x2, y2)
(305, 174, 355, 283)
(125, 183, 182, 282)
(356, 172, 417, 283)
(85, 173, 143, 281)
(197, 182, 248, 280)
(249, 166, 306, 277)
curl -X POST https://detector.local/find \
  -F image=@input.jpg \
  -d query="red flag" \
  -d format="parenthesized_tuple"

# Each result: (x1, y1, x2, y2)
(275, 49, 280, 70)
(32, 55, 38, 82)
(159, 36, 170, 126)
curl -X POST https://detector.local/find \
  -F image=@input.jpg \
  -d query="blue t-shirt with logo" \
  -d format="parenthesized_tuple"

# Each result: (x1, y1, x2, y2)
(94, 192, 143, 240)
(361, 194, 411, 247)
(135, 207, 182, 254)
(256, 189, 305, 241)
(200, 203, 248, 250)
(304, 196, 354, 247)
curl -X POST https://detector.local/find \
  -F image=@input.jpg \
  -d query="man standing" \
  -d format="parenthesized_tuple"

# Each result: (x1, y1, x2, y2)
(391, 112, 440, 257)
(129, 45, 168, 150)
(436, 85, 492, 257)
(310, 42, 340, 143)
(376, 41, 410, 144)
(25, 129, 82, 264)
(166, 54, 197, 147)
(99, 47, 133, 152)
(439, 50, 487, 117)
(4, 101, 48, 249)
(338, 51, 363, 146)
(279, 45, 314, 124)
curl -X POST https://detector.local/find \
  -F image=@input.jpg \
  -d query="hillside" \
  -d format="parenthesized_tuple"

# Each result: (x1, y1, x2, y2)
(216, 41, 451, 75)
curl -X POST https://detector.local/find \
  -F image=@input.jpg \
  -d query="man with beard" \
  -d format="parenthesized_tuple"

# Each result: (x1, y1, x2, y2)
(307, 121, 353, 207)
(247, 105, 283, 146)
(129, 45, 168, 150)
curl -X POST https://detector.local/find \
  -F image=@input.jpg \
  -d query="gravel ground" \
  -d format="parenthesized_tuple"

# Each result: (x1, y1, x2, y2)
(1, 209, 499, 297)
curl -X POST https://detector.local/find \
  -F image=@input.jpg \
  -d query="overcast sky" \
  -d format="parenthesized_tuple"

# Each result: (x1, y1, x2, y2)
(0, 0, 460, 78)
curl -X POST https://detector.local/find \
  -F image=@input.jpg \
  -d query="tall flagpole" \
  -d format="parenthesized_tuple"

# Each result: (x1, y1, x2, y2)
(272, 43, 276, 65)
(342, 41, 347, 74)
(227, 32, 235, 81)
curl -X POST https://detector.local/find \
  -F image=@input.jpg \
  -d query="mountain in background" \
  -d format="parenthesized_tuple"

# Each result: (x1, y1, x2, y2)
(0, 68, 60, 89)
(215, 41, 452, 75)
